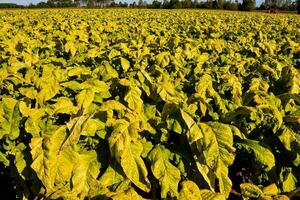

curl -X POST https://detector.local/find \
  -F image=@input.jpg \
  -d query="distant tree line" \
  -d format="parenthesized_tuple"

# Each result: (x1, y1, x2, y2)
(0, 3, 25, 8)
(27, 0, 256, 11)
(0, 0, 298, 13)
(258, 0, 297, 10)
(27, 0, 113, 7)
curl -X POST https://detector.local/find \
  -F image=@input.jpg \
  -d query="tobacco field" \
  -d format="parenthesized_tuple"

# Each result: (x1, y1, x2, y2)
(0, 9, 299, 199)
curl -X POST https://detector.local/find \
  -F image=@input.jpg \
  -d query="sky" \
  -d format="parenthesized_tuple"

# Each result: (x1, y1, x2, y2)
(0, 0, 264, 6)
(0, 0, 45, 5)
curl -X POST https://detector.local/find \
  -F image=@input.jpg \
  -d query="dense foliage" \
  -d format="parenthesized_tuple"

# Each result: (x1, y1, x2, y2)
(0, 9, 300, 199)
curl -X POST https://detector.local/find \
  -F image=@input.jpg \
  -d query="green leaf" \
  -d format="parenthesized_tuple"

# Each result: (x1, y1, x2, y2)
(30, 126, 67, 194)
(179, 180, 202, 200)
(61, 115, 91, 150)
(200, 189, 226, 200)
(110, 188, 143, 200)
(120, 57, 130, 72)
(124, 86, 143, 112)
(13, 143, 28, 179)
(71, 151, 100, 199)
(0, 151, 9, 166)
(81, 118, 105, 137)
(108, 49, 121, 59)
(51, 97, 78, 115)
(195, 74, 227, 114)
(108, 120, 151, 192)
(262, 183, 279, 196)
(237, 139, 275, 171)
(98, 165, 127, 191)
(157, 75, 181, 104)
(23, 107, 45, 137)
(19, 87, 37, 99)
(80, 79, 110, 95)
(148, 145, 181, 198)
(36, 76, 60, 106)
(276, 126, 300, 166)
(287, 67, 300, 94)
(121, 140, 151, 192)
(76, 89, 95, 114)
(191, 122, 236, 197)
(194, 53, 209, 74)
(65, 40, 77, 56)
(181, 110, 203, 143)
(100, 100, 127, 111)
(240, 183, 263, 198)
(0, 97, 21, 140)
(279, 168, 297, 193)
(68, 66, 91, 77)
(155, 52, 170, 67)
(98, 61, 119, 81)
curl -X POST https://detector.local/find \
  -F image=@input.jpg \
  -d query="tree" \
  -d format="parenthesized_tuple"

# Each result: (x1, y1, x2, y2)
(217, 0, 224, 8)
(80, 0, 87, 6)
(87, 0, 95, 7)
(182, 0, 192, 8)
(74, 0, 81, 6)
(47, 0, 74, 7)
(223, 1, 239, 10)
(138, 0, 145, 7)
(297, 0, 300, 13)
(242, 0, 255, 10)
(151, 0, 162, 8)
(170, 0, 182, 8)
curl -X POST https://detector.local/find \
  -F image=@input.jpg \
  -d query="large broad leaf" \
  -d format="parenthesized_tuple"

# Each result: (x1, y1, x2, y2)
(276, 126, 300, 166)
(120, 57, 131, 72)
(49, 149, 101, 200)
(98, 165, 128, 192)
(178, 180, 202, 200)
(0, 97, 22, 140)
(36, 76, 60, 106)
(219, 74, 242, 107)
(181, 110, 203, 143)
(237, 139, 275, 171)
(200, 189, 226, 200)
(279, 168, 298, 193)
(50, 97, 78, 115)
(155, 52, 170, 68)
(100, 100, 127, 111)
(61, 115, 91, 150)
(189, 122, 236, 197)
(195, 74, 227, 114)
(70, 151, 100, 199)
(109, 188, 143, 200)
(108, 120, 151, 192)
(88, 163, 129, 197)
(67, 66, 91, 77)
(98, 61, 119, 81)
(76, 89, 95, 114)
(19, 102, 45, 138)
(262, 183, 279, 196)
(286, 67, 300, 94)
(80, 79, 111, 100)
(31, 124, 100, 199)
(0, 151, 9, 166)
(148, 145, 181, 198)
(13, 143, 29, 180)
(30, 126, 67, 194)
(19, 87, 38, 99)
(124, 85, 143, 112)
(157, 74, 182, 104)
(240, 183, 263, 198)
